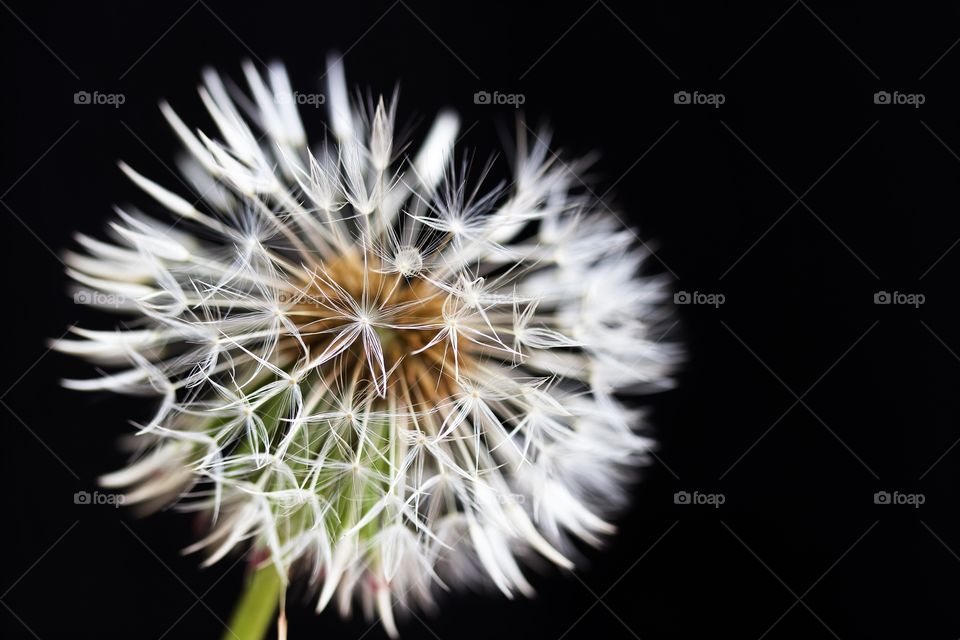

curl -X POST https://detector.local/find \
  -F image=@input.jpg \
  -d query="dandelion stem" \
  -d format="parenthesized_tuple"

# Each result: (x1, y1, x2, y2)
(225, 565, 283, 640)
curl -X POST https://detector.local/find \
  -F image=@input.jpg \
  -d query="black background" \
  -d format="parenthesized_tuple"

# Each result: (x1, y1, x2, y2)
(3, 1, 960, 638)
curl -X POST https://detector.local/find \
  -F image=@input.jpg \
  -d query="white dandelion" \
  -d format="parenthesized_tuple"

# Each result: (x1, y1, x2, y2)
(55, 56, 679, 638)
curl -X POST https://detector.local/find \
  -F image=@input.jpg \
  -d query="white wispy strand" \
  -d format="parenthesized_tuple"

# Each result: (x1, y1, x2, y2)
(55, 57, 679, 636)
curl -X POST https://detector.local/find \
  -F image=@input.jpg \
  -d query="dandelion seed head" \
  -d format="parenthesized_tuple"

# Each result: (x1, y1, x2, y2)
(56, 56, 680, 635)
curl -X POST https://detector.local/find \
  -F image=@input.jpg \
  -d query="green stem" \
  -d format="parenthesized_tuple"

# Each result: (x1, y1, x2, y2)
(224, 565, 283, 640)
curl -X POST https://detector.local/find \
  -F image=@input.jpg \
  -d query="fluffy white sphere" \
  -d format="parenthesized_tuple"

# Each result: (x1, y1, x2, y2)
(55, 56, 679, 636)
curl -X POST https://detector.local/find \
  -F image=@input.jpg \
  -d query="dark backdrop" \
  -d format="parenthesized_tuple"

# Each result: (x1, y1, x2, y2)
(3, 2, 960, 638)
